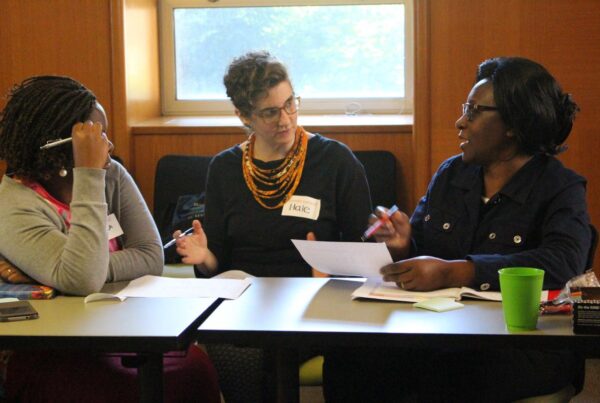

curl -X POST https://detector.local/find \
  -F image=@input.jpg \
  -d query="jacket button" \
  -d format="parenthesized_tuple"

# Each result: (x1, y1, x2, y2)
(424, 214, 431, 222)
(488, 232, 496, 240)
(442, 222, 451, 230)
(480, 283, 491, 291)
(513, 235, 522, 244)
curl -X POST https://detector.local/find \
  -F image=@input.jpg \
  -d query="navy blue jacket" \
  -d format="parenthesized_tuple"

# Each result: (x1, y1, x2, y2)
(410, 154, 591, 290)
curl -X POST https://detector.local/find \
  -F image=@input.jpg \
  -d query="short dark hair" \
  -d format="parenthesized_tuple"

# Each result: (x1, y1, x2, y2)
(477, 57, 579, 155)
(223, 50, 290, 119)
(0, 76, 96, 181)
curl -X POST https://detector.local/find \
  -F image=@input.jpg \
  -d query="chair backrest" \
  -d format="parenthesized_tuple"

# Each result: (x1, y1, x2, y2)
(153, 154, 213, 242)
(353, 150, 398, 208)
(586, 224, 598, 270)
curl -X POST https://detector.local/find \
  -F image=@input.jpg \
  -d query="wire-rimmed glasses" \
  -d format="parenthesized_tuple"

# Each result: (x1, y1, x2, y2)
(255, 96, 301, 124)
(461, 103, 498, 121)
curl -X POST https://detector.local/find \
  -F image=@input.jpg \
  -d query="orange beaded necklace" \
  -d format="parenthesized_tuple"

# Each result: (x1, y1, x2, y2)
(242, 126, 308, 209)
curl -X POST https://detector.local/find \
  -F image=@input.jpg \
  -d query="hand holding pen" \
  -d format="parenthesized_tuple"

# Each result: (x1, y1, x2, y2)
(364, 205, 412, 261)
(361, 205, 399, 241)
(41, 121, 113, 171)
(71, 121, 112, 169)
(168, 220, 213, 266)
(163, 227, 194, 249)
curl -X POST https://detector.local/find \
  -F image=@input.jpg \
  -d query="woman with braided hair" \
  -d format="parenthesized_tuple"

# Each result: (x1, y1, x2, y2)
(0, 76, 219, 402)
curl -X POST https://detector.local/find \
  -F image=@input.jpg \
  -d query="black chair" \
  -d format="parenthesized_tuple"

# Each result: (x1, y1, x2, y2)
(353, 150, 398, 208)
(153, 155, 213, 262)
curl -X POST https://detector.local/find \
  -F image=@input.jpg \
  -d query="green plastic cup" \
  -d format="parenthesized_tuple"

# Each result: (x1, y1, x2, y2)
(498, 267, 544, 331)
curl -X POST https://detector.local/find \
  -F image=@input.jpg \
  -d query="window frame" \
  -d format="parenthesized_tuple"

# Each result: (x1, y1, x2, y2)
(159, 0, 414, 116)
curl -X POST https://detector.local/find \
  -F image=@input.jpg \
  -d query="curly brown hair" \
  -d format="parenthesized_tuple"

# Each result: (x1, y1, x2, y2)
(223, 50, 290, 119)
(0, 76, 96, 181)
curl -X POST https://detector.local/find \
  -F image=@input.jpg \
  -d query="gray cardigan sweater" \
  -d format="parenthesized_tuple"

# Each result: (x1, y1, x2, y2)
(0, 162, 163, 296)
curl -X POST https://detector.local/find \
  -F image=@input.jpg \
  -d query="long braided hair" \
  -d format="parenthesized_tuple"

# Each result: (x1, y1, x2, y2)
(0, 76, 97, 181)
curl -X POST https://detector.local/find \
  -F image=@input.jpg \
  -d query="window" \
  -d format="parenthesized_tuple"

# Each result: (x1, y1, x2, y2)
(160, 0, 413, 116)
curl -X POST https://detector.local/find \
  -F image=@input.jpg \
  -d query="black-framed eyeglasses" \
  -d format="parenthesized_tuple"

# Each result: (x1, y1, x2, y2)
(254, 96, 301, 124)
(461, 103, 498, 121)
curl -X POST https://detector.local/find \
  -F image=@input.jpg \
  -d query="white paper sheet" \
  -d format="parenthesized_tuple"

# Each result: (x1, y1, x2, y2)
(84, 275, 251, 303)
(291, 240, 393, 278)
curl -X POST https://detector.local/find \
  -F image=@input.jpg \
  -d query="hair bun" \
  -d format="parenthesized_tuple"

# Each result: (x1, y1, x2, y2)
(562, 93, 579, 120)
(549, 93, 578, 150)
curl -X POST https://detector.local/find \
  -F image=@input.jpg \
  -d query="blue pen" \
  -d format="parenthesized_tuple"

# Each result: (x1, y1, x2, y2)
(163, 227, 194, 249)
(361, 205, 399, 241)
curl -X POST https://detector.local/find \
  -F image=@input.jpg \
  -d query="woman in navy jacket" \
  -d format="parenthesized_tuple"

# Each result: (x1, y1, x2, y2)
(324, 57, 591, 402)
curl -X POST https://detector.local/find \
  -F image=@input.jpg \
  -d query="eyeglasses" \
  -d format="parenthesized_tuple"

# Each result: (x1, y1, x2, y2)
(254, 96, 301, 124)
(461, 103, 498, 121)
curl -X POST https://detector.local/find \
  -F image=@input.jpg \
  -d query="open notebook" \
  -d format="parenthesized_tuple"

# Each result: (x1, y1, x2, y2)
(84, 275, 251, 303)
(352, 279, 550, 303)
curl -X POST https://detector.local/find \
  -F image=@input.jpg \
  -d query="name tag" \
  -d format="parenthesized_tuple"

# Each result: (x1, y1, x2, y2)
(107, 213, 124, 240)
(282, 196, 321, 220)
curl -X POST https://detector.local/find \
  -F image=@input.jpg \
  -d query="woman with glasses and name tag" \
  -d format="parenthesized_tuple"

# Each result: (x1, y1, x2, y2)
(174, 50, 371, 278)
(323, 57, 591, 402)
(173, 51, 372, 403)
(0, 76, 219, 402)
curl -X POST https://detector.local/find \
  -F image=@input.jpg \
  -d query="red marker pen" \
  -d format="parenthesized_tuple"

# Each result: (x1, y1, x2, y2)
(361, 205, 399, 241)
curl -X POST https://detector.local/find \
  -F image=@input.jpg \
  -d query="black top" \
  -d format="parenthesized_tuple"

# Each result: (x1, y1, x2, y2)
(410, 153, 591, 290)
(203, 134, 372, 277)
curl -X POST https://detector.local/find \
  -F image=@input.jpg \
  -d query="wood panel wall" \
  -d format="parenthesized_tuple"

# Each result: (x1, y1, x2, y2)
(0, 0, 159, 174)
(0, 0, 115, 146)
(131, 123, 413, 213)
(120, 0, 162, 166)
(2, 0, 600, 249)
(415, 0, 600, 231)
